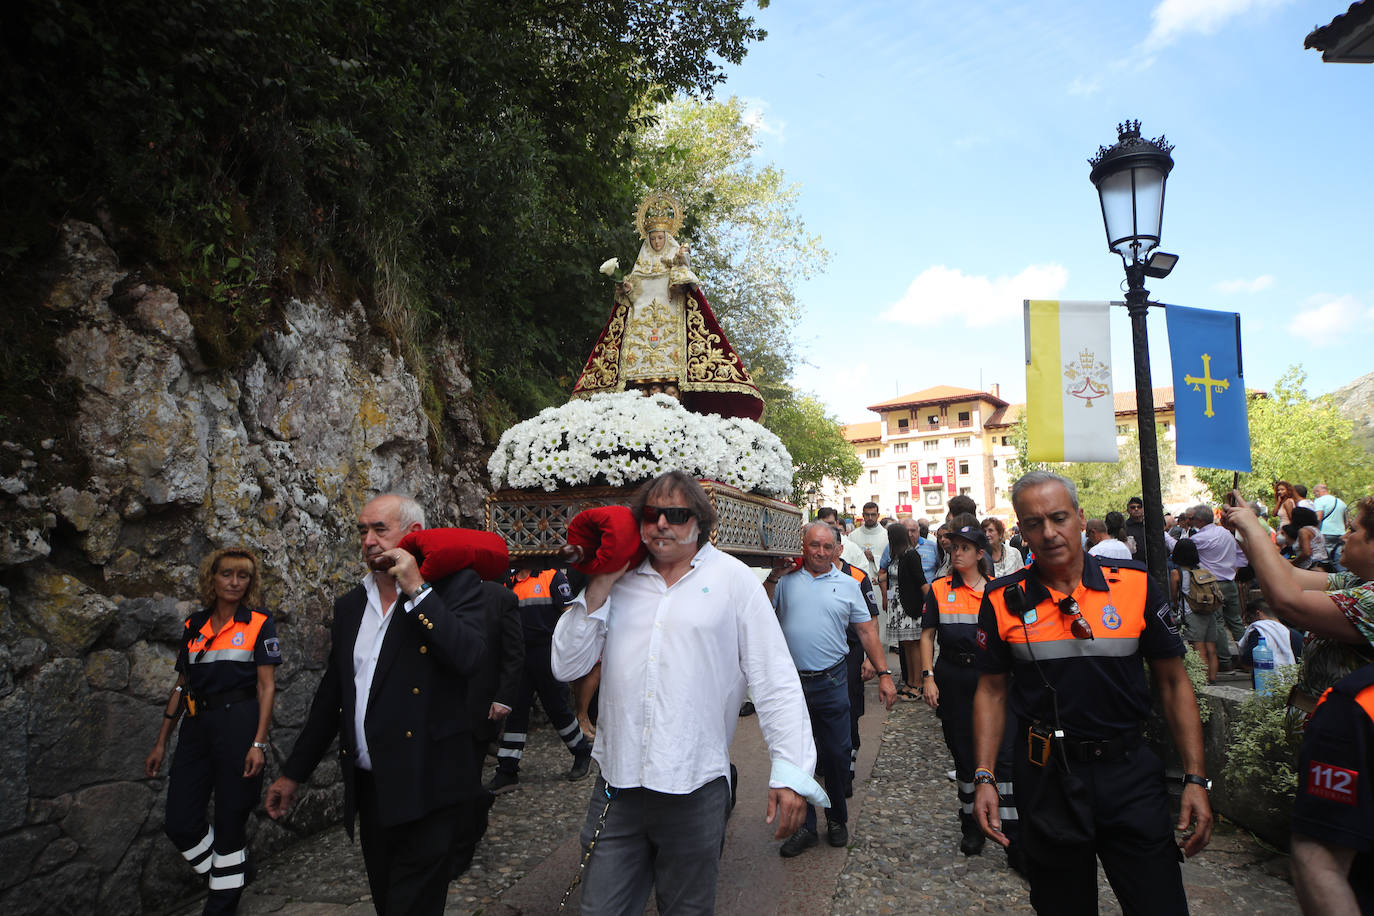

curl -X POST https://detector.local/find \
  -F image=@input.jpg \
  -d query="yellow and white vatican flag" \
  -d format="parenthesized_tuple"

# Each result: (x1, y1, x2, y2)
(1024, 300, 1117, 462)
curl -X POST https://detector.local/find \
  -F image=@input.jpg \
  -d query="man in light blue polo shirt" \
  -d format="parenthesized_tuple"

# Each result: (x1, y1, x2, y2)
(1313, 483, 1348, 569)
(767, 522, 897, 857)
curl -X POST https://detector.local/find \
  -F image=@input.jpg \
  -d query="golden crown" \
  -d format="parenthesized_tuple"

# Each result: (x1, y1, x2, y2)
(636, 191, 684, 239)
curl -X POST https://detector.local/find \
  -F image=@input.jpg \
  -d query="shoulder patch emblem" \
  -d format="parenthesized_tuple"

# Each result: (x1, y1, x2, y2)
(1306, 760, 1358, 805)
(1156, 603, 1180, 634)
(1023, 608, 1038, 626)
(976, 628, 988, 649)
(263, 637, 281, 657)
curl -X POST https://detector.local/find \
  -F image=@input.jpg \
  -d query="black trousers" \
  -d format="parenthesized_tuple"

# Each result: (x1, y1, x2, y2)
(355, 770, 464, 915)
(496, 640, 589, 775)
(164, 700, 261, 915)
(1013, 733, 1187, 915)
(935, 658, 1018, 842)
(450, 739, 495, 876)
(845, 637, 865, 785)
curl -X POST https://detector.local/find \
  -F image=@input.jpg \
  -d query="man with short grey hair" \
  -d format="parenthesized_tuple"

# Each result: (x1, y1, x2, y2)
(768, 522, 897, 857)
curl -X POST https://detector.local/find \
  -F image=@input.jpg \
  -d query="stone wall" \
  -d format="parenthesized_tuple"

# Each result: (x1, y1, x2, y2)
(0, 222, 491, 913)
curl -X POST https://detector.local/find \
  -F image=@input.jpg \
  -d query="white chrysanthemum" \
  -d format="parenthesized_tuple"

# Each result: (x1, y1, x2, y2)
(488, 391, 794, 497)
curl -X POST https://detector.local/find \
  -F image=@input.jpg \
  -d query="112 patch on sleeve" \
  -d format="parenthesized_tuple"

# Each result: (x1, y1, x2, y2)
(1306, 760, 1359, 805)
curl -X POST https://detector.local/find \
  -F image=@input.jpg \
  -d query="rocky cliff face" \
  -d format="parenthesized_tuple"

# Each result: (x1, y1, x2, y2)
(0, 222, 490, 913)
(1330, 371, 1374, 454)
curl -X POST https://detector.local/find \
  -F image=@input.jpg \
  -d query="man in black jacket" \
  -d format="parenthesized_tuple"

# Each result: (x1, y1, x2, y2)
(265, 494, 487, 915)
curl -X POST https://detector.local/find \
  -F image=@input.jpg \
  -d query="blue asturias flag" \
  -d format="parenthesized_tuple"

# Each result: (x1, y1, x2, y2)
(1165, 304, 1251, 471)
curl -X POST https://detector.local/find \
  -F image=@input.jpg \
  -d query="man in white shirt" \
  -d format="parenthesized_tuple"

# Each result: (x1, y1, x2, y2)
(552, 471, 826, 914)
(848, 502, 888, 587)
(1086, 517, 1134, 561)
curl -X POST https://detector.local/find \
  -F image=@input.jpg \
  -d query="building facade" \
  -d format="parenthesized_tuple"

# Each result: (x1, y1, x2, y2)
(821, 385, 1209, 522)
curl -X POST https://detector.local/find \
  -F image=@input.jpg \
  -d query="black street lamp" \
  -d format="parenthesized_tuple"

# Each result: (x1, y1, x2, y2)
(1088, 120, 1176, 590)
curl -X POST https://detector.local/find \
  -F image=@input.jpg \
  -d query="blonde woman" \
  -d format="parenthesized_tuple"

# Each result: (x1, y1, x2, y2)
(145, 548, 281, 914)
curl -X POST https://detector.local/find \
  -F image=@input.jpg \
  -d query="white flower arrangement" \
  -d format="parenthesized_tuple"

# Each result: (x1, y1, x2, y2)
(488, 391, 794, 497)
(598, 257, 620, 276)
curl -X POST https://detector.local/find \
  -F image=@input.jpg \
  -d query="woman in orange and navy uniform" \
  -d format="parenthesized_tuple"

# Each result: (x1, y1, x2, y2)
(919, 517, 1020, 867)
(145, 547, 282, 914)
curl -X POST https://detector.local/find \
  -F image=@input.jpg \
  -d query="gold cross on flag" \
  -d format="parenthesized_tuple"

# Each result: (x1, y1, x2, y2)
(1183, 354, 1229, 418)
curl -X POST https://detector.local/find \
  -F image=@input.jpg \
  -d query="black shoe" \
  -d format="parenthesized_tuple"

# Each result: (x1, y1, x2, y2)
(567, 754, 592, 781)
(485, 770, 520, 794)
(779, 828, 818, 857)
(826, 820, 849, 848)
(739, 701, 756, 717)
(960, 831, 986, 856)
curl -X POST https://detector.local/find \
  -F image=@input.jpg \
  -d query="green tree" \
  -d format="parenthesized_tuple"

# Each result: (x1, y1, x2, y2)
(1, 0, 770, 438)
(1192, 367, 1374, 508)
(1008, 415, 1177, 519)
(764, 392, 862, 504)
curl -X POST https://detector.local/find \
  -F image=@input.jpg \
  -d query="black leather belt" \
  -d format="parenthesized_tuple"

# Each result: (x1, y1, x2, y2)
(798, 659, 846, 679)
(941, 651, 976, 667)
(187, 686, 256, 712)
(1056, 729, 1142, 762)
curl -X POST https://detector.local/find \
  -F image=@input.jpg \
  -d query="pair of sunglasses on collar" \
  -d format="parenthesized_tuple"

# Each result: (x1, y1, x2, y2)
(641, 505, 694, 525)
(1058, 597, 1095, 640)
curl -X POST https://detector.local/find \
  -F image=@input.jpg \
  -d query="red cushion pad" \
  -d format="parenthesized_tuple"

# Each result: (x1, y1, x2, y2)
(564, 506, 648, 575)
(398, 528, 510, 582)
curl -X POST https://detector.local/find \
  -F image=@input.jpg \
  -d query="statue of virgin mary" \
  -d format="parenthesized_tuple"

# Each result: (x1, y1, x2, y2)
(570, 192, 765, 421)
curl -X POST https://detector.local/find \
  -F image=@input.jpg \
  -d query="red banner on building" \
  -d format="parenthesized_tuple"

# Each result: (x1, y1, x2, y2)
(946, 458, 957, 497)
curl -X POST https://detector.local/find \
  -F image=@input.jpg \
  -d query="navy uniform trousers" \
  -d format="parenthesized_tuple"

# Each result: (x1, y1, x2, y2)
(164, 699, 261, 914)
(935, 656, 1018, 845)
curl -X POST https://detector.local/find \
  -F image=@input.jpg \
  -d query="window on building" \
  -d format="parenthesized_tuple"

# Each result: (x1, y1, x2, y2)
(897, 490, 908, 503)
(993, 459, 999, 468)
(958, 460, 969, 475)
(896, 465, 906, 480)
(926, 414, 939, 428)
(869, 469, 878, 484)
(1163, 421, 1172, 432)
(923, 439, 940, 452)
(1001, 436, 1011, 446)
(871, 494, 880, 505)
(924, 490, 942, 506)
(926, 462, 938, 476)
(957, 410, 970, 427)
(954, 436, 970, 448)
(896, 417, 909, 430)
(1117, 425, 1128, 435)
(959, 487, 972, 497)
(893, 442, 908, 454)
(866, 447, 880, 459)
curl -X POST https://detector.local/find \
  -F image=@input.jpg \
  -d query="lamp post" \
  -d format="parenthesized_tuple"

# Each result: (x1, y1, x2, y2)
(1088, 120, 1177, 590)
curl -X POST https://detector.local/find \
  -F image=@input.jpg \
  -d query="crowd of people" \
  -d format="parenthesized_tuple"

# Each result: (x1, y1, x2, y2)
(141, 472, 1373, 915)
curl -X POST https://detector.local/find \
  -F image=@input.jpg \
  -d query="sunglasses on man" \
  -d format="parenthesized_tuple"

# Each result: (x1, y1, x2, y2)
(641, 505, 694, 525)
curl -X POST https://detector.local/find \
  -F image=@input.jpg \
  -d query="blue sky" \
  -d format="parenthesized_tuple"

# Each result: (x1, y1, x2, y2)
(715, 0, 1374, 423)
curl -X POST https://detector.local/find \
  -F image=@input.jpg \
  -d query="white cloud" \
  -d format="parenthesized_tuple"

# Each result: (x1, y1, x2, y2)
(880, 264, 1069, 329)
(1145, 0, 1294, 51)
(1288, 294, 1374, 345)
(1215, 274, 1275, 294)
(737, 96, 786, 145)
(1067, 75, 1102, 97)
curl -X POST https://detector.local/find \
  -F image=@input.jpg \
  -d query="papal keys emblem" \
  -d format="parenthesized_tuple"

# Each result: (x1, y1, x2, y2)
(1064, 348, 1110, 407)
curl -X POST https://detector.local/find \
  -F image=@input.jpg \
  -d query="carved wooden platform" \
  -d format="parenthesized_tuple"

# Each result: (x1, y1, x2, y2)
(485, 481, 803, 564)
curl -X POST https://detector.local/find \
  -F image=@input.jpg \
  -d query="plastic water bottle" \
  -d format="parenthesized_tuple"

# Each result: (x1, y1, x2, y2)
(1252, 635, 1277, 696)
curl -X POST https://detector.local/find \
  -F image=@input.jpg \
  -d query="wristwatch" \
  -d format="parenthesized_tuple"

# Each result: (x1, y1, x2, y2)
(1181, 773, 1211, 791)
(875, 670, 893, 678)
(252, 741, 270, 751)
(921, 669, 934, 679)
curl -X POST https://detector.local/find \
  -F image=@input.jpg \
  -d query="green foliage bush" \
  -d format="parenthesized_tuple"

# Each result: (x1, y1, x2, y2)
(1222, 665, 1303, 804)
(1, 0, 767, 431)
